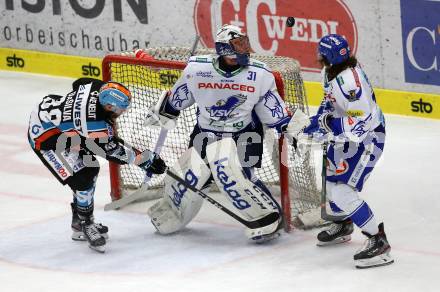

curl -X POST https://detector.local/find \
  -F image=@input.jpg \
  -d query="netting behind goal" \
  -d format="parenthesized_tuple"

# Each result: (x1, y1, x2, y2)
(102, 47, 322, 230)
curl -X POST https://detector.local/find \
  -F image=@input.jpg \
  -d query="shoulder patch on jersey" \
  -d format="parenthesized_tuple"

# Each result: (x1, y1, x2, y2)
(335, 68, 362, 102)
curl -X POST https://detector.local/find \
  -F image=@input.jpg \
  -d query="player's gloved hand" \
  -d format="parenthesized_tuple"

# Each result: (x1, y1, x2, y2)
(317, 112, 333, 134)
(138, 151, 167, 174)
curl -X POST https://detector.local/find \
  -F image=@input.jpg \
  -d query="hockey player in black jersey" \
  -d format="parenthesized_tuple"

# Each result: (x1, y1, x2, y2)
(28, 78, 166, 252)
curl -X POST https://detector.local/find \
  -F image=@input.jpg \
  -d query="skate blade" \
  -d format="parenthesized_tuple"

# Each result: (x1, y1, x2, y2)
(72, 231, 109, 241)
(355, 253, 394, 269)
(89, 244, 106, 253)
(252, 231, 281, 244)
(317, 235, 351, 246)
(71, 231, 86, 241)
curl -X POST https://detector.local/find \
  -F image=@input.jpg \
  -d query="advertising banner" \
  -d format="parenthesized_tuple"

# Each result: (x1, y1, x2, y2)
(401, 0, 440, 87)
(0, 0, 195, 56)
(195, 0, 357, 72)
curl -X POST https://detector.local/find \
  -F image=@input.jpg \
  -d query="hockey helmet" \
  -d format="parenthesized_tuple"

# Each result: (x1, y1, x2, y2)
(318, 34, 350, 66)
(99, 81, 132, 116)
(215, 24, 250, 66)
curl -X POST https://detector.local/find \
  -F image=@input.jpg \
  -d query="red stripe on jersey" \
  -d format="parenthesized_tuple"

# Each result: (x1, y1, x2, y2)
(351, 68, 361, 87)
(34, 128, 61, 150)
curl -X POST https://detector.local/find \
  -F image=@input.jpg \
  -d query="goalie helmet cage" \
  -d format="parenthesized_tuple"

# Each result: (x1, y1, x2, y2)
(102, 47, 321, 231)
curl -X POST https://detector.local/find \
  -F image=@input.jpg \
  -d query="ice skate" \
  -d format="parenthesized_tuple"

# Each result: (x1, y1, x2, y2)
(71, 203, 108, 241)
(81, 218, 106, 253)
(354, 223, 394, 269)
(317, 219, 353, 246)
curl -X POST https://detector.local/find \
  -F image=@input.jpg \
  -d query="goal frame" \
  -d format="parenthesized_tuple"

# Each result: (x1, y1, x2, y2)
(102, 54, 293, 231)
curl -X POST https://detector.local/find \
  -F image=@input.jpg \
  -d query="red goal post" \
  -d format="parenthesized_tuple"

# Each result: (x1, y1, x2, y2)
(102, 47, 322, 231)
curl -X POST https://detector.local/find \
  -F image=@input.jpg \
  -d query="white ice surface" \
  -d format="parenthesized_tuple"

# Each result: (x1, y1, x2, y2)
(1, 71, 440, 292)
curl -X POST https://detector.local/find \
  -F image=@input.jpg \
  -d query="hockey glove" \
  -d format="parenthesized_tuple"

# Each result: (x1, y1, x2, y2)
(138, 151, 167, 175)
(317, 112, 333, 134)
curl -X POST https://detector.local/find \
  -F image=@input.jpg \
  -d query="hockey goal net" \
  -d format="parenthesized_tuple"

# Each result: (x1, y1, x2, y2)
(102, 47, 322, 230)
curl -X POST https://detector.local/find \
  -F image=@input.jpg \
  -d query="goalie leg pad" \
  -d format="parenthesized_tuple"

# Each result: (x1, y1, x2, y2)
(243, 167, 281, 213)
(206, 138, 281, 240)
(147, 147, 211, 234)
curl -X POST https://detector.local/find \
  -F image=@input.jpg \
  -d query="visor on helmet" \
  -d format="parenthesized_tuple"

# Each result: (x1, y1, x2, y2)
(99, 81, 132, 117)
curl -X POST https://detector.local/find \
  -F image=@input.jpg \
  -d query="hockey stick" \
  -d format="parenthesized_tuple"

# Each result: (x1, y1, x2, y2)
(165, 168, 279, 229)
(320, 142, 347, 221)
(104, 128, 168, 211)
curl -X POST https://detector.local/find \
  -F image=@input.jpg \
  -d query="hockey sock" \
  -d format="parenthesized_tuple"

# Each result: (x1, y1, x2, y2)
(349, 201, 378, 235)
(329, 201, 344, 214)
(74, 185, 95, 218)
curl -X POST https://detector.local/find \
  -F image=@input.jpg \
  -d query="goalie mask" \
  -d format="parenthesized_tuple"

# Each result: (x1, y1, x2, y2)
(215, 24, 251, 66)
(318, 34, 350, 66)
(99, 81, 132, 118)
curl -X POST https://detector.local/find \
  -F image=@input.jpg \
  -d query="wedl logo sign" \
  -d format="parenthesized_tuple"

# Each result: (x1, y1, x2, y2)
(401, 0, 440, 86)
(194, 0, 357, 72)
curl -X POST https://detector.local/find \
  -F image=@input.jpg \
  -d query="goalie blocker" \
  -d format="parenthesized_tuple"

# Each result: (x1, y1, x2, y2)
(147, 138, 282, 242)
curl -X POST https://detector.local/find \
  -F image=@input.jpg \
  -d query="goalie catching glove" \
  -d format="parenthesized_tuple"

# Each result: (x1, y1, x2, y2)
(283, 109, 311, 149)
(144, 90, 180, 130)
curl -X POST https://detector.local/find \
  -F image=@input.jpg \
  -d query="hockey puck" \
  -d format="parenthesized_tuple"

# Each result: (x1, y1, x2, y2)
(286, 17, 295, 27)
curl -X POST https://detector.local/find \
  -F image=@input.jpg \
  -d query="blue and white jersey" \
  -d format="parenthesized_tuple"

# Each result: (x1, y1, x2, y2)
(319, 64, 385, 142)
(167, 55, 289, 133)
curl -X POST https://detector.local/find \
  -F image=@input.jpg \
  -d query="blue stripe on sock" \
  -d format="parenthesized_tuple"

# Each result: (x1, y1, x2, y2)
(329, 201, 344, 213)
(349, 201, 374, 228)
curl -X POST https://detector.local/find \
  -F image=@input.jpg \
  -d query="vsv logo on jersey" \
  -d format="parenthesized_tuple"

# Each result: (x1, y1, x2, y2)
(401, 0, 440, 86)
(351, 115, 371, 138)
(206, 94, 246, 120)
(194, 0, 357, 72)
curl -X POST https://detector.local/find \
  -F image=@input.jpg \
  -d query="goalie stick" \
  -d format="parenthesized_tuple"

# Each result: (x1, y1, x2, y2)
(320, 142, 347, 221)
(165, 168, 280, 229)
(104, 35, 201, 211)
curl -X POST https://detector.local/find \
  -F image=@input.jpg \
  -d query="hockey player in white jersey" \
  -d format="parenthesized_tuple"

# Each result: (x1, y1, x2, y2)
(302, 34, 394, 268)
(146, 24, 309, 243)
(28, 78, 166, 252)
